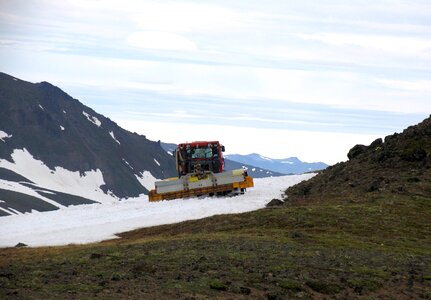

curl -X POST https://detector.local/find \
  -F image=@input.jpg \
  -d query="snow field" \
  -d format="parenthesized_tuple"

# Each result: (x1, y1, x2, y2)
(135, 170, 158, 191)
(0, 174, 315, 248)
(0, 149, 117, 204)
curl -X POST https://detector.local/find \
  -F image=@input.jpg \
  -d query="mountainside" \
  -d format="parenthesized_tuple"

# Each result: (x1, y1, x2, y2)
(0, 72, 176, 216)
(226, 153, 328, 175)
(285, 115, 431, 202)
(160, 142, 285, 178)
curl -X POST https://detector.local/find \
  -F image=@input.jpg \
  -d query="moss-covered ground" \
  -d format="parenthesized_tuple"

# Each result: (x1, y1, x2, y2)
(1, 194, 430, 299)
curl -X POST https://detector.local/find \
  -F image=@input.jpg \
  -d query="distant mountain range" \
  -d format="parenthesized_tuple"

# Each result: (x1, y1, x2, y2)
(0, 72, 176, 216)
(225, 153, 328, 175)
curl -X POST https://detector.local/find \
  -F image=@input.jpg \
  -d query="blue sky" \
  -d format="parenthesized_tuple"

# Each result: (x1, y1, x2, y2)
(0, 0, 430, 164)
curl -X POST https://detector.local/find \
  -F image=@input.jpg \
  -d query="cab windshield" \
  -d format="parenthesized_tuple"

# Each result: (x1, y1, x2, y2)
(187, 144, 219, 159)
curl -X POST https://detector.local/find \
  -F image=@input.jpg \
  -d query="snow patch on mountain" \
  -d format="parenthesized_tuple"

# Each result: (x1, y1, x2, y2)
(135, 171, 158, 191)
(109, 131, 120, 144)
(0, 206, 25, 216)
(0, 179, 64, 209)
(38, 104, 44, 111)
(0, 207, 15, 216)
(154, 158, 160, 166)
(259, 155, 272, 161)
(0, 148, 116, 204)
(122, 158, 133, 170)
(0, 130, 12, 142)
(82, 111, 101, 127)
(60, 125, 65, 131)
(8, 208, 23, 215)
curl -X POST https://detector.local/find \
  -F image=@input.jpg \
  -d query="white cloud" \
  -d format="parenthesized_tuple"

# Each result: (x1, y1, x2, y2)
(131, 2, 242, 34)
(297, 33, 431, 56)
(126, 111, 345, 128)
(127, 31, 197, 51)
(375, 78, 431, 93)
(6, 49, 428, 115)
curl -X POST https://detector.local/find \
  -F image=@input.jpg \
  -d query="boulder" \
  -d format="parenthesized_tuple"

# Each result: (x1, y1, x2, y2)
(347, 144, 367, 160)
(369, 138, 383, 149)
(266, 198, 284, 207)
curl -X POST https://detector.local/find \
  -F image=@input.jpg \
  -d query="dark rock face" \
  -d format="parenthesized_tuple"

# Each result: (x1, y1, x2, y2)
(285, 115, 431, 201)
(369, 138, 383, 149)
(347, 138, 384, 161)
(0, 189, 60, 214)
(0, 72, 177, 200)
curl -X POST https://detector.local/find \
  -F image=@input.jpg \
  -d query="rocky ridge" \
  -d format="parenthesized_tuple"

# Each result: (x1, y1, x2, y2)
(285, 115, 431, 202)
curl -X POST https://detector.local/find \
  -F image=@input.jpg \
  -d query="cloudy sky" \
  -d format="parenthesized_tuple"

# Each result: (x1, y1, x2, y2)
(1, 0, 430, 164)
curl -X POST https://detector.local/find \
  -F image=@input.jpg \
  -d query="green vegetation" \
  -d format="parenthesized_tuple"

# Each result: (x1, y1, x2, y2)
(1, 193, 430, 299)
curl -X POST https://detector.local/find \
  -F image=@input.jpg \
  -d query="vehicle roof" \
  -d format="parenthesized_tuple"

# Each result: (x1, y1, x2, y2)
(178, 141, 220, 147)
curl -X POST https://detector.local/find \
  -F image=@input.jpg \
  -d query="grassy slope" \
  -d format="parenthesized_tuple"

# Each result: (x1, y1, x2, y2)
(1, 192, 430, 299)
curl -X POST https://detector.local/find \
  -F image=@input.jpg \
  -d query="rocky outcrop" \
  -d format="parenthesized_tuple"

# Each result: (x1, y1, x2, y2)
(285, 115, 431, 202)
